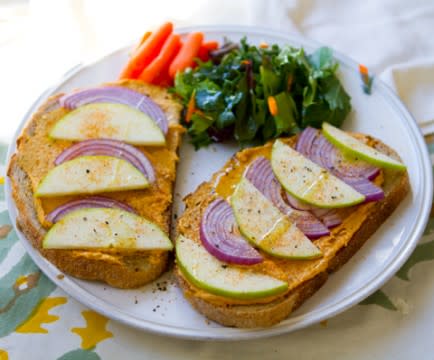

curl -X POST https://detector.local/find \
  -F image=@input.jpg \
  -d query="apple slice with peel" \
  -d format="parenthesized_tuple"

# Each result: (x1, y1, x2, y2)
(43, 208, 173, 250)
(272, 140, 365, 208)
(322, 122, 406, 170)
(231, 177, 322, 259)
(36, 156, 149, 197)
(176, 235, 288, 300)
(50, 103, 165, 146)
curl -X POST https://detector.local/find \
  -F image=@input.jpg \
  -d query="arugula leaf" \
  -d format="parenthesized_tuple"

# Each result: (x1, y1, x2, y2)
(234, 73, 257, 142)
(302, 101, 349, 128)
(195, 88, 225, 112)
(172, 38, 352, 149)
(320, 75, 351, 111)
(216, 109, 236, 129)
(308, 47, 336, 71)
(260, 65, 281, 98)
(273, 92, 299, 136)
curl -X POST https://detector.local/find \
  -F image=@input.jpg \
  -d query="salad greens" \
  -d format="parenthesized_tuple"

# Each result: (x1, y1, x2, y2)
(173, 38, 351, 149)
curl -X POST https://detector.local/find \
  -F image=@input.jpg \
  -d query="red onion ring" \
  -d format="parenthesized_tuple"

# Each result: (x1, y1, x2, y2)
(244, 157, 330, 239)
(311, 208, 343, 229)
(46, 196, 136, 223)
(59, 86, 168, 134)
(296, 127, 384, 202)
(200, 198, 263, 265)
(54, 139, 155, 183)
(285, 192, 343, 229)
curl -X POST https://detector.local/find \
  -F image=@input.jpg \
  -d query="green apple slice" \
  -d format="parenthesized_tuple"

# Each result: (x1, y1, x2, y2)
(50, 103, 165, 146)
(322, 122, 406, 170)
(36, 155, 149, 197)
(176, 235, 288, 300)
(271, 140, 365, 208)
(231, 177, 322, 259)
(43, 208, 172, 250)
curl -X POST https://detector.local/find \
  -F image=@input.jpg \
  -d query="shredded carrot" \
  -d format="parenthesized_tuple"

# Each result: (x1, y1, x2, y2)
(169, 32, 204, 78)
(268, 96, 278, 116)
(185, 90, 196, 123)
(119, 22, 173, 79)
(359, 64, 369, 75)
(259, 41, 269, 49)
(241, 60, 251, 65)
(287, 74, 293, 92)
(139, 34, 181, 84)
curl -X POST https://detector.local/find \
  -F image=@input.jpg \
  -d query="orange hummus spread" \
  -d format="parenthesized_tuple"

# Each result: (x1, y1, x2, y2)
(15, 80, 184, 235)
(177, 137, 384, 306)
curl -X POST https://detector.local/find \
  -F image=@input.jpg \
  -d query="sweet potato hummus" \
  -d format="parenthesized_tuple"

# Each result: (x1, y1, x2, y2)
(177, 137, 384, 305)
(15, 80, 184, 233)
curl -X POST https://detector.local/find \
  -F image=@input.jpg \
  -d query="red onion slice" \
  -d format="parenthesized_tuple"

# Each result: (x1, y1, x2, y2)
(59, 86, 168, 134)
(200, 198, 263, 265)
(311, 208, 343, 229)
(343, 177, 384, 202)
(286, 192, 343, 229)
(285, 193, 313, 211)
(46, 196, 136, 223)
(244, 157, 329, 239)
(54, 139, 155, 183)
(296, 127, 383, 202)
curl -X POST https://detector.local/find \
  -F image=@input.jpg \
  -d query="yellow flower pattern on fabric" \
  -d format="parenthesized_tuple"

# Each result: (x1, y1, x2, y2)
(71, 311, 113, 350)
(16, 297, 67, 333)
(0, 349, 8, 360)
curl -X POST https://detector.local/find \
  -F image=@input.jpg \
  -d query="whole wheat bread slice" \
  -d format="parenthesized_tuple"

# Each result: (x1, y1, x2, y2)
(8, 80, 184, 289)
(175, 136, 409, 328)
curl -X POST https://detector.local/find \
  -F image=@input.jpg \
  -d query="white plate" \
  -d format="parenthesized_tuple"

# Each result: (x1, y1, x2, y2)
(5, 26, 432, 340)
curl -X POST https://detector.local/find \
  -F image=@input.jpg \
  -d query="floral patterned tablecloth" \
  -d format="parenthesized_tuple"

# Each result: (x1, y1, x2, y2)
(0, 135, 433, 359)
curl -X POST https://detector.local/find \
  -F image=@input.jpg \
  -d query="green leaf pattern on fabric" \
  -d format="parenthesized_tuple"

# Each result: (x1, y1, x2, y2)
(359, 289, 397, 310)
(395, 239, 434, 281)
(0, 211, 18, 263)
(57, 349, 101, 360)
(0, 254, 56, 338)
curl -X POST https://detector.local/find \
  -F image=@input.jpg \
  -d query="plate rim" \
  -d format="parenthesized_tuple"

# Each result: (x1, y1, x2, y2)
(5, 24, 433, 341)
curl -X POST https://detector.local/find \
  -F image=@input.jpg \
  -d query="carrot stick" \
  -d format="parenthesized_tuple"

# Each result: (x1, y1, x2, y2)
(168, 32, 204, 78)
(139, 34, 181, 83)
(268, 96, 278, 116)
(119, 22, 173, 79)
(198, 41, 219, 62)
(185, 90, 196, 123)
(153, 70, 173, 87)
(131, 31, 152, 55)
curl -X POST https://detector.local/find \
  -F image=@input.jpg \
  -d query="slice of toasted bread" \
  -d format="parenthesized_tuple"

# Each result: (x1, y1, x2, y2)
(175, 135, 409, 327)
(8, 79, 184, 289)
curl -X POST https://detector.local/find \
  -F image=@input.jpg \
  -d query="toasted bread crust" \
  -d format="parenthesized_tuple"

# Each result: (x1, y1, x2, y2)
(8, 80, 183, 289)
(175, 137, 409, 327)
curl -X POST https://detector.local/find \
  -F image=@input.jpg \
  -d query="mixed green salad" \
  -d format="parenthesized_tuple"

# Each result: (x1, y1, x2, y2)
(173, 38, 351, 149)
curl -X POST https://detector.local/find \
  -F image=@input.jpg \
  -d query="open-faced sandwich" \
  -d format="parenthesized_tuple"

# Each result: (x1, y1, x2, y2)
(8, 79, 184, 288)
(175, 123, 409, 328)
